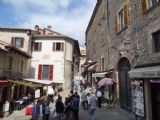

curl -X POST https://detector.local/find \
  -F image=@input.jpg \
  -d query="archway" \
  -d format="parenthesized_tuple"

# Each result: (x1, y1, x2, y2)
(118, 57, 132, 111)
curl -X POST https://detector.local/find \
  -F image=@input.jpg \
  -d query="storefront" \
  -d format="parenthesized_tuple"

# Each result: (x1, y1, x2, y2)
(0, 80, 10, 117)
(129, 65, 160, 120)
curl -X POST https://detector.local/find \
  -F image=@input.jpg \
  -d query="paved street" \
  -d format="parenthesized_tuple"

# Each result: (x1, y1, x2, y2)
(1, 88, 134, 120)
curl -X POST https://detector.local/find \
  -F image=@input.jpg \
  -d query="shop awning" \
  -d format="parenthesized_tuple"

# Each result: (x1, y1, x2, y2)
(128, 65, 160, 79)
(92, 72, 108, 78)
(8, 80, 42, 88)
(23, 79, 64, 85)
(0, 80, 9, 85)
(88, 63, 98, 71)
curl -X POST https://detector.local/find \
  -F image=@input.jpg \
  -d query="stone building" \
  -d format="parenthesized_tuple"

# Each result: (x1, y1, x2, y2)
(0, 28, 32, 116)
(86, 0, 160, 120)
(76, 45, 86, 80)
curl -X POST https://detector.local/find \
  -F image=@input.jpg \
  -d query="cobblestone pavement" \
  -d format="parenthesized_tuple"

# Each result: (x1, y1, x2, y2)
(1, 88, 134, 120)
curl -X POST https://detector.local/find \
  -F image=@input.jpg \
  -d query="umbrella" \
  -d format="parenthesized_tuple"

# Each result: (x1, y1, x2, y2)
(98, 78, 116, 87)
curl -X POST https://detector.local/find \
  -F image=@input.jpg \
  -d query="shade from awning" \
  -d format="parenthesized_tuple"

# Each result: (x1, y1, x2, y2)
(92, 72, 108, 78)
(128, 65, 160, 79)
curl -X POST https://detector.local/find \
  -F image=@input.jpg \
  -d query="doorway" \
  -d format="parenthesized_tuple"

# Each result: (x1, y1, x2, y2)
(118, 57, 132, 111)
(151, 83, 160, 120)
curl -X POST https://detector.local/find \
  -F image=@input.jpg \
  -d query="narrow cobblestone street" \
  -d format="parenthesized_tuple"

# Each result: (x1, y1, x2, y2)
(1, 89, 134, 120)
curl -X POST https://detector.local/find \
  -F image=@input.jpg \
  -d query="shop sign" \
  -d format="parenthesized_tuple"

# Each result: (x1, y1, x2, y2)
(35, 89, 40, 98)
(142, 71, 160, 78)
(132, 80, 145, 117)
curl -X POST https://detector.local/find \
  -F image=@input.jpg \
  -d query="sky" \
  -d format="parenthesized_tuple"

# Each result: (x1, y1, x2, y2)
(0, 0, 97, 44)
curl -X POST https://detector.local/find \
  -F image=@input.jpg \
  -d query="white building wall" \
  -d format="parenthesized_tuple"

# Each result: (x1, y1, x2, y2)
(31, 39, 65, 83)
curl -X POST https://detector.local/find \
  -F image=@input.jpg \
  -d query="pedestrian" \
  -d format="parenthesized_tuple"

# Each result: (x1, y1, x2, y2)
(53, 92, 58, 103)
(96, 89, 102, 108)
(32, 100, 40, 120)
(88, 91, 97, 120)
(55, 97, 64, 120)
(64, 97, 70, 120)
(47, 86, 54, 103)
(81, 90, 88, 110)
(83, 80, 88, 90)
(42, 98, 48, 120)
(71, 92, 80, 120)
(79, 80, 84, 92)
(71, 79, 76, 91)
(74, 79, 78, 91)
(44, 103, 50, 120)
(87, 92, 91, 110)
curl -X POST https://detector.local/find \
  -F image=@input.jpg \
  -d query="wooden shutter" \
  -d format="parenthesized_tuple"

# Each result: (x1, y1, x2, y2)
(124, 3, 129, 26)
(141, 0, 148, 12)
(53, 42, 56, 51)
(11, 37, 15, 46)
(20, 38, 24, 48)
(38, 64, 42, 80)
(115, 15, 120, 33)
(61, 42, 64, 51)
(49, 65, 53, 80)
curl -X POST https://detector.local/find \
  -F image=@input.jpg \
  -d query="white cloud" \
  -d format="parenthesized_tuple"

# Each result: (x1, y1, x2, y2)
(2, 0, 96, 44)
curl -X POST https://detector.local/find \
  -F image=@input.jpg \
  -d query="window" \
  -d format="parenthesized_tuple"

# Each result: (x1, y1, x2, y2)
(115, 4, 129, 33)
(53, 42, 64, 51)
(93, 42, 96, 53)
(153, 31, 160, 53)
(149, 0, 160, 7)
(119, 9, 125, 30)
(100, 57, 105, 71)
(101, 57, 105, 71)
(38, 64, 53, 80)
(6, 56, 13, 70)
(141, 0, 160, 12)
(34, 42, 42, 51)
(11, 37, 24, 48)
(20, 61, 24, 72)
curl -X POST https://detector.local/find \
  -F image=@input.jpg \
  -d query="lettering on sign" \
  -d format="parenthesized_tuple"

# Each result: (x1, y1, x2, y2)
(142, 71, 160, 77)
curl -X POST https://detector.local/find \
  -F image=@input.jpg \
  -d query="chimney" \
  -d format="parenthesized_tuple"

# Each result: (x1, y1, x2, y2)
(47, 25, 52, 30)
(34, 25, 39, 32)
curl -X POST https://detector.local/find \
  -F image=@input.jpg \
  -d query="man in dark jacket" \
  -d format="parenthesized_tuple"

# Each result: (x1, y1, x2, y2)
(56, 97, 64, 120)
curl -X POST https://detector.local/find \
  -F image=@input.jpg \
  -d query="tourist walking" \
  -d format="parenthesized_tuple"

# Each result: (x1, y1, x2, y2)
(47, 86, 54, 103)
(32, 100, 40, 120)
(71, 92, 80, 120)
(88, 91, 97, 120)
(44, 103, 50, 120)
(79, 80, 84, 92)
(81, 90, 88, 110)
(96, 89, 102, 108)
(55, 97, 64, 120)
(71, 79, 76, 91)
